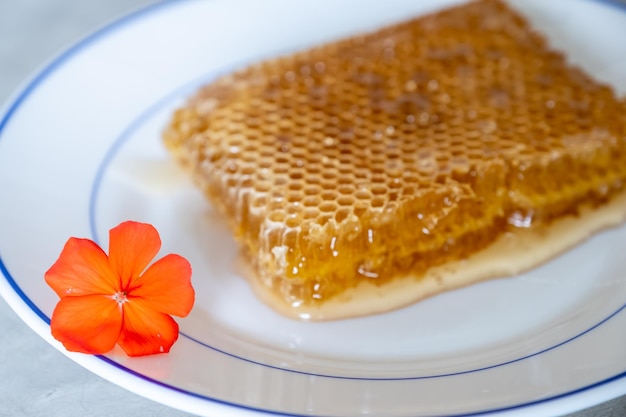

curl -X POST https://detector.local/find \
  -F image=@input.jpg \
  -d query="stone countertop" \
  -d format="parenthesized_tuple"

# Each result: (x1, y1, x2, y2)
(0, 1, 625, 416)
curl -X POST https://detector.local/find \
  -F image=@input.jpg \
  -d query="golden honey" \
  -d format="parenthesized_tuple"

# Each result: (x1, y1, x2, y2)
(164, 0, 626, 319)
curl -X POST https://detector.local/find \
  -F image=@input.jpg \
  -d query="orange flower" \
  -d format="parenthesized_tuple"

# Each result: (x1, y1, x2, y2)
(45, 221, 194, 357)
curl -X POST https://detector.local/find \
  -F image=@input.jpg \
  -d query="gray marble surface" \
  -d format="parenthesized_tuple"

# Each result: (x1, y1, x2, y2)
(1, 1, 626, 416)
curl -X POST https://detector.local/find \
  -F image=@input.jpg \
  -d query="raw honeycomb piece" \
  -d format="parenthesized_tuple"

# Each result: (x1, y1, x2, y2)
(164, 0, 626, 319)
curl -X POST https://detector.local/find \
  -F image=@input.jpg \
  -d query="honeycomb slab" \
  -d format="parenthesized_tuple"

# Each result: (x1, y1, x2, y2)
(164, 0, 626, 320)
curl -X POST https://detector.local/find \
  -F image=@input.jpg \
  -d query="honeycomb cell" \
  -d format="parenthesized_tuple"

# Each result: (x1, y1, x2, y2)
(303, 196, 322, 207)
(337, 196, 355, 207)
(253, 180, 272, 193)
(268, 210, 286, 223)
(319, 202, 338, 213)
(303, 208, 321, 219)
(164, 0, 626, 314)
(287, 193, 303, 203)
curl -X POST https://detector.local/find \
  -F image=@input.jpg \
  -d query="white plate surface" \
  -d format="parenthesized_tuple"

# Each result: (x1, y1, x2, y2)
(1, 0, 626, 416)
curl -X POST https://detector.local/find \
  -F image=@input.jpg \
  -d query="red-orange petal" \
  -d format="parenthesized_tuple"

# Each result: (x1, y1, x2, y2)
(108, 221, 161, 289)
(129, 254, 194, 317)
(118, 299, 179, 357)
(50, 295, 122, 354)
(45, 238, 119, 298)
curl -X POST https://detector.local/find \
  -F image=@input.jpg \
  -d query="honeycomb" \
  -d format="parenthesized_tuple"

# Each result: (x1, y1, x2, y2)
(164, 0, 626, 314)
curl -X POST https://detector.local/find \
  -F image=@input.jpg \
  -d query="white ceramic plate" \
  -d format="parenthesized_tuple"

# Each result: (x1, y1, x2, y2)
(2, 0, 626, 416)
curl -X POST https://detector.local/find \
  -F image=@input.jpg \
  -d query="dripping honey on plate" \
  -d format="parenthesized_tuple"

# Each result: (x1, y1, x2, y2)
(164, 0, 626, 320)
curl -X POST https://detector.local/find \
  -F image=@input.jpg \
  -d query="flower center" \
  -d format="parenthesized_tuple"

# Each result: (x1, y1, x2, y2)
(113, 291, 128, 304)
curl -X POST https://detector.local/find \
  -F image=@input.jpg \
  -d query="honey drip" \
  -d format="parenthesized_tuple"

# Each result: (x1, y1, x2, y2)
(164, 0, 626, 319)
